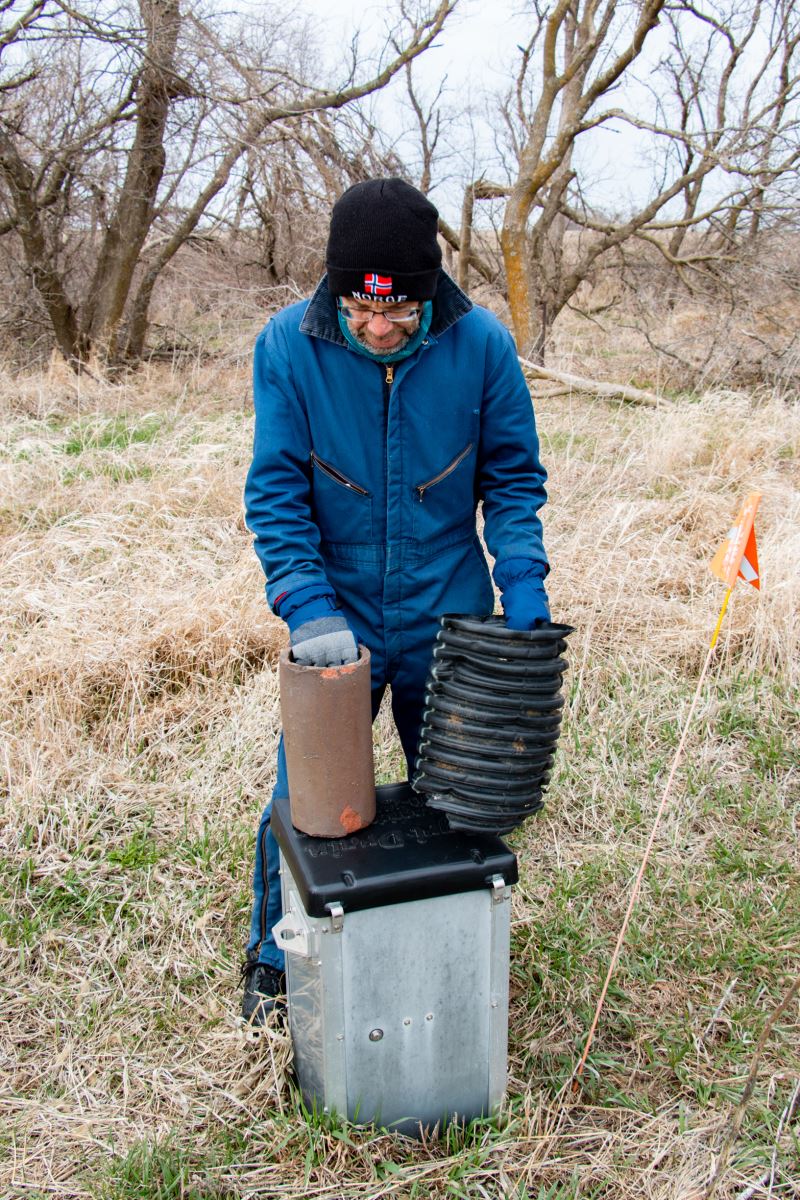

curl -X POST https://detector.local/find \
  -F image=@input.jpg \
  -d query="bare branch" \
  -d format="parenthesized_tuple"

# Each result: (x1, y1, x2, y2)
(437, 213, 498, 286)
(0, 0, 48, 53)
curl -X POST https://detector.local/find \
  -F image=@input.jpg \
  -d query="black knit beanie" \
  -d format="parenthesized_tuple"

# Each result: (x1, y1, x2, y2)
(326, 178, 442, 301)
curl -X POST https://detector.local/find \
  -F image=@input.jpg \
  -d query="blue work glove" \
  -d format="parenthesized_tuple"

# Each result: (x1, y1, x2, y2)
(494, 557, 551, 630)
(277, 583, 358, 667)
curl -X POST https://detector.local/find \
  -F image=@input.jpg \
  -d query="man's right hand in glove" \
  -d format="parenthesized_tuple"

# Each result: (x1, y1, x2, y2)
(276, 583, 358, 667)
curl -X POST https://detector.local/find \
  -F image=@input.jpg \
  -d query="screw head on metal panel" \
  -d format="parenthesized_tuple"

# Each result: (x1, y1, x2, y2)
(425, 1013, 434, 1021)
(369, 1028, 384, 1041)
(403, 1018, 412, 1026)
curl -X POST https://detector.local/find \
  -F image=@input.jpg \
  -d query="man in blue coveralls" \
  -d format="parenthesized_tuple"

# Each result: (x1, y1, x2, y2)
(241, 178, 550, 1024)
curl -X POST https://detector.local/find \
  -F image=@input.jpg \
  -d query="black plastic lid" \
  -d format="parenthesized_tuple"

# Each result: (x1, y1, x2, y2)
(271, 782, 518, 917)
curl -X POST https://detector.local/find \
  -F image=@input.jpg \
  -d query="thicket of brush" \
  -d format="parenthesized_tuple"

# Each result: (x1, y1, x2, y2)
(1, 282, 798, 1198)
(4, 225, 799, 398)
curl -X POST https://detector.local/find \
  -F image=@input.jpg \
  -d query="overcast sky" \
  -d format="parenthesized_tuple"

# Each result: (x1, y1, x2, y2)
(294, 0, 662, 222)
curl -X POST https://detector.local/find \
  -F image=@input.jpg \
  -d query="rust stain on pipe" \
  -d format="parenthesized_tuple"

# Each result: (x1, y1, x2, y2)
(320, 663, 358, 679)
(280, 646, 376, 838)
(339, 805, 364, 834)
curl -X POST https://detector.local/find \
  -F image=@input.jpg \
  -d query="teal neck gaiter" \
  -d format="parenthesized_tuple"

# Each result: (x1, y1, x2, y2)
(337, 301, 433, 365)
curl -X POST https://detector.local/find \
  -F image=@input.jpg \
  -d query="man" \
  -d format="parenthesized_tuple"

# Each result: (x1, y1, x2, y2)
(241, 178, 549, 1024)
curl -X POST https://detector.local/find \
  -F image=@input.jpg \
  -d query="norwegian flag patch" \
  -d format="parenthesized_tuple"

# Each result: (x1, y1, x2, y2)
(364, 273, 393, 295)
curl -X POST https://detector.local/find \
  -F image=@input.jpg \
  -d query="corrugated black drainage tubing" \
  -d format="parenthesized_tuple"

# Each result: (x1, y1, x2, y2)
(412, 615, 573, 835)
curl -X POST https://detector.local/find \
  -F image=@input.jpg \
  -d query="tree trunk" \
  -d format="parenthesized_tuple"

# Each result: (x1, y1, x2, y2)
(501, 192, 539, 357)
(82, 0, 181, 362)
(0, 132, 84, 364)
(500, 207, 565, 363)
(457, 183, 474, 293)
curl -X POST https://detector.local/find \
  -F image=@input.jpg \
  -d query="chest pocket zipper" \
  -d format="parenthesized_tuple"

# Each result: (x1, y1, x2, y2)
(416, 443, 474, 502)
(310, 451, 370, 496)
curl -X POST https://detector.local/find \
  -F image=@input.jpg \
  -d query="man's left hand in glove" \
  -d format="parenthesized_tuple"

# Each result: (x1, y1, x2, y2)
(493, 557, 551, 630)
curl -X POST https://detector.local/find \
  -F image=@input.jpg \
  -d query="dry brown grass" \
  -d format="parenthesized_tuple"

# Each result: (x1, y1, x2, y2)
(1, 334, 798, 1199)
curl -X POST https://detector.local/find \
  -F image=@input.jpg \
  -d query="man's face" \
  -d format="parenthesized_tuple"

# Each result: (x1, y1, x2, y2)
(341, 298, 422, 353)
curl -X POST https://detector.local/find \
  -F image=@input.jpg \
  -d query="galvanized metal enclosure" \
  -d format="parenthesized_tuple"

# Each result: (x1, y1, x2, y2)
(271, 783, 516, 1135)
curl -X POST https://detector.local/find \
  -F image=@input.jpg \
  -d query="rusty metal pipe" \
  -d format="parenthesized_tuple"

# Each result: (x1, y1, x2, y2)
(279, 645, 376, 837)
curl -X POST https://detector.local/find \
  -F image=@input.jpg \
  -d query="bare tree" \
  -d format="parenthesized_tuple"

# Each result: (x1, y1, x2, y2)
(486, 0, 800, 361)
(0, 0, 457, 369)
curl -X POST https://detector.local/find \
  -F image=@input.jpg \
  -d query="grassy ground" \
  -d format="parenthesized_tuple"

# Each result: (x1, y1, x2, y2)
(1, 338, 798, 1199)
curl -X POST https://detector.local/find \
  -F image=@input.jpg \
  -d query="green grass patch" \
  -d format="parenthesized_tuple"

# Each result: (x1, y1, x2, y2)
(62, 415, 164, 456)
(175, 820, 252, 877)
(100, 1132, 237, 1200)
(645, 478, 681, 499)
(0, 866, 130, 948)
(107, 826, 163, 870)
(62, 461, 155, 483)
(0, 824, 170, 948)
(541, 430, 596, 456)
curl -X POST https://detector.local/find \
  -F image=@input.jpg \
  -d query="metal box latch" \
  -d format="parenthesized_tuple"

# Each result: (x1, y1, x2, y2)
(489, 874, 508, 904)
(326, 902, 344, 933)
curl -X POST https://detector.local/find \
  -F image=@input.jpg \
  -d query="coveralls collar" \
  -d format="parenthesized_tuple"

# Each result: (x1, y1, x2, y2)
(299, 271, 473, 346)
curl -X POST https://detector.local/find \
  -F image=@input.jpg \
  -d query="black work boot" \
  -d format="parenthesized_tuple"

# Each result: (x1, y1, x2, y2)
(240, 955, 286, 1026)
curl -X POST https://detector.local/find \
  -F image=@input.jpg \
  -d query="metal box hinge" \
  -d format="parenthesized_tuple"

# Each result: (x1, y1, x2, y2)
(326, 902, 344, 933)
(489, 874, 508, 904)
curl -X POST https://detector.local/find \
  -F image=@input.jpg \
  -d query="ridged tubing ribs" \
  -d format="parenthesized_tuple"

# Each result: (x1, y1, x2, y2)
(412, 615, 573, 835)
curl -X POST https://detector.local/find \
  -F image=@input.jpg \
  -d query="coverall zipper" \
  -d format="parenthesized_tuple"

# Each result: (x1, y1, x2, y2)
(310, 450, 370, 495)
(383, 365, 392, 536)
(416, 442, 474, 501)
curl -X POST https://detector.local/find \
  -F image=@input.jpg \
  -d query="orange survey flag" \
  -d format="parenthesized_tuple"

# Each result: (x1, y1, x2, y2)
(710, 491, 761, 590)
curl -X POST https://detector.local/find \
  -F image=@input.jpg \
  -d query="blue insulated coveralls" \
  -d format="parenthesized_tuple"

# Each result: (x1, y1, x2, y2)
(244, 273, 548, 969)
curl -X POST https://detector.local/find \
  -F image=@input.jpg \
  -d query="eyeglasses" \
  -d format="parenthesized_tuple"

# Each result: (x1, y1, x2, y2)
(338, 300, 421, 325)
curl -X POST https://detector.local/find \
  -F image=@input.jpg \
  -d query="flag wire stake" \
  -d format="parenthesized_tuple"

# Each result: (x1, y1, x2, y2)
(571, 585, 734, 1091)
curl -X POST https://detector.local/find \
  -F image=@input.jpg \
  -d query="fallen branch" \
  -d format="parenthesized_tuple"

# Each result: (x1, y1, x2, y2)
(529, 386, 575, 399)
(518, 356, 671, 408)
